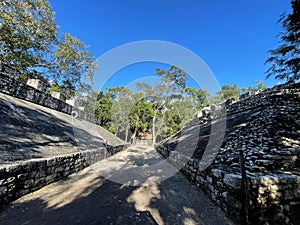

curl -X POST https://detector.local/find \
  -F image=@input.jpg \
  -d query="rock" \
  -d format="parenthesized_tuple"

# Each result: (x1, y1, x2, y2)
(0, 186, 8, 196)
(224, 174, 242, 189)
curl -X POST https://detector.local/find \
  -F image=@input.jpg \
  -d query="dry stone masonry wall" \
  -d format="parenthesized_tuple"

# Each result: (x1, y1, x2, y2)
(0, 73, 73, 114)
(0, 144, 129, 207)
(156, 82, 300, 225)
(0, 63, 130, 207)
(0, 63, 105, 125)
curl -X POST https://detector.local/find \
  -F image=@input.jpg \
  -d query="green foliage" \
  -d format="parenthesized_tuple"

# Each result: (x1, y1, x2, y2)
(49, 81, 75, 99)
(185, 87, 210, 110)
(0, 1, 97, 97)
(217, 85, 241, 101)
(0, 0, 57, 73)
(156, 65, 188, 93)
(52, 33, 97, 96)
(129, 94, 154, 140)
(110, 87, 134, 140)
(266, 0, 300, 82)
(241, 81, 267, 93)
(94, 91, 113, 131)
(159, 100, 194, 138)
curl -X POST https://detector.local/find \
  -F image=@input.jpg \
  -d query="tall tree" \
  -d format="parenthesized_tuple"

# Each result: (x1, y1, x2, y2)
(137, 65, 190, 144)
(266, 0, 300, 82)
(94, 91, 114, 131)
(52, 33, 97, 97)
(129, 93, 154, 143)
(217, 85, 240, 101)
(156, 65, 188, 95)
(110, 87, 134, 141)
(0, 1, 97, 97)
(185, 87, 210, 111)
(0, 0, 57, 75)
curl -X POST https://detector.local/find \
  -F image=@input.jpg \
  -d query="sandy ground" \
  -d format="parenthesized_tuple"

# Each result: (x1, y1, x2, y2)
(0, 146, 236, 225)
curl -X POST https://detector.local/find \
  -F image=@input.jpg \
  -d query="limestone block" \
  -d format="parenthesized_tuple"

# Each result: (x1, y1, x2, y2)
(211, 169, 223, 179)
(284, 190, 294, 200)
(24, 179, 34, 189)
(78, 106, 85, 111)
(0, 186, 8, 196)
(224, 173, 242, 189)
(27, 79, 48, 92)
(66, 99, 76, 106)
(0, 62, 20, 78)
(51, 92, 66, 102)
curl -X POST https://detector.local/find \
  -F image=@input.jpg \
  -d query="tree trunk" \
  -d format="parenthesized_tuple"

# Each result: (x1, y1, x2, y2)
(115, 126, 119, 137)
(130, 128, 137, 145)
(125, 128, 129, 142)
(152, 115, 156, 145)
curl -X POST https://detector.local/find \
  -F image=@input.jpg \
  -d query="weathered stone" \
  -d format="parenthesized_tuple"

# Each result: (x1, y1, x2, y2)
(23, 179, 34, 189)
(260, 175, 279, 186)
(6, 177, 15, 184)
(283, 190, 294, 200)
(212, 169, 223, 178)
(0, 186, 8, 196)
(224, 174, 242, 189)
(207, 176, 213, 184)
(26, 79, 48, 92)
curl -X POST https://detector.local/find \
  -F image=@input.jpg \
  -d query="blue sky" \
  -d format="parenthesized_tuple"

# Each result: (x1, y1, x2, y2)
(49, 0, 291, 92)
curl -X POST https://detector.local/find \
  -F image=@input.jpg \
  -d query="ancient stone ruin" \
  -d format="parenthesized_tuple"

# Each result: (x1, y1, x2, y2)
(0, 62, 299, 224)
(0, 64, 129, 207)
(155, 82, 300, 225)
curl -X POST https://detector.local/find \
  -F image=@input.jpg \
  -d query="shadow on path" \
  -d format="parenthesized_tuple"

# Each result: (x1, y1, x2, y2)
(0, 147, 234, 225)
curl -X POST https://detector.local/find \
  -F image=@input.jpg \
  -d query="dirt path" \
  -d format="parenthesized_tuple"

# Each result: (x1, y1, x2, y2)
(0, 146, 236, 225)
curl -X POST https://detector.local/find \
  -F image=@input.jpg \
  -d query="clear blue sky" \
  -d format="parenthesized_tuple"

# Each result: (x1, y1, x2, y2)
(49, 0, 291, 91)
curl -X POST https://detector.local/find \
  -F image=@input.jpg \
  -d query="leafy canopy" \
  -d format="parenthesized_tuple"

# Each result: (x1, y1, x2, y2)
(0, 0, 97, 97)
(0, 0, 57, 72)
(266, 0, 300, 82)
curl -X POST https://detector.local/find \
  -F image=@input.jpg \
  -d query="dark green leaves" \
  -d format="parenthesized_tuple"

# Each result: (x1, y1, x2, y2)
(266, 0, 300, 82)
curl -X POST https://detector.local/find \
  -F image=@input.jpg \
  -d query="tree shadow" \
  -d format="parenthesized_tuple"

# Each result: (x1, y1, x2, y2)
(0, 147, 234, 225)
(0, 94, 124, 163)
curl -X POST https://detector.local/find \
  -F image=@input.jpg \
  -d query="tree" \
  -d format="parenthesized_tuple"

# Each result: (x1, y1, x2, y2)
(0, 1, 97, 97)
(266, 0, 300, 82)
(49, 80, 77, 99)
(241, 81, 267, 94)
(136, 65, 191, 144)
(185, 87, 210, 111)
(52, 33, 97, 97)
(160, 100, 194, 139)
(156, 65, 188, 94)
(0, 0, 57, 74)
(129, 94, 154, 143)
(94, 91, 114, 132)
(110, 87, 134, 141)
(217, 85, 240, 101)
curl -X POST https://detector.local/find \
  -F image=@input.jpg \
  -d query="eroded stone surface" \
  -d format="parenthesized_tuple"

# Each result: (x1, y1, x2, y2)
(0, 93, 127, 163)
(156, 82, 300, 225)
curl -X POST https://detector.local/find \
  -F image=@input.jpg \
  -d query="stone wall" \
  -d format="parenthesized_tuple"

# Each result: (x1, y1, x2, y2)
(0, 69, 101, 125)
(0, 74, 73, 114)
(0, 64, 131, 207)
(184, 82, 299, 129)
(0, 62, 19, 79)
(27, 79, 49, 92)
(155, 149, 299, 224)
(0, 143, 129, 207)
(156, 82, 300, 224)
